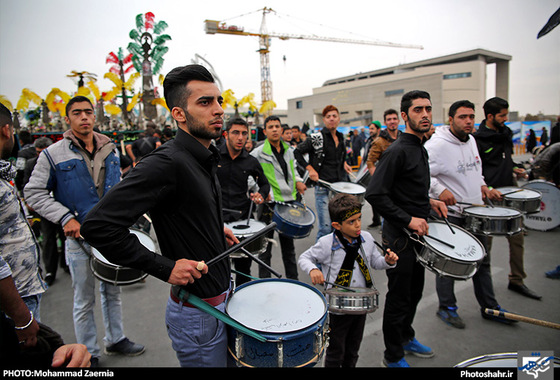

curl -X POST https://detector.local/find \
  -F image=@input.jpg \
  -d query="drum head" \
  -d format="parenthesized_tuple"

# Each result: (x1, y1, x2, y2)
(225, 219, 267, 237)
(226, 279, 326, 334)
(275, 204, 315, 226)
(330, 182, 366, 195)
(496, 187, 541, 200)
(91, 229, 155, 266)
(464, 206, 521, 218)
(426, 221, 485, 262)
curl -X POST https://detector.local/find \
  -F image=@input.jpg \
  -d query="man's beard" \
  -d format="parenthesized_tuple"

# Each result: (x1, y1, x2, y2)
(184, 109, 222, 140)
(408, 117, 431, 133)
(490, 118, 505, 129)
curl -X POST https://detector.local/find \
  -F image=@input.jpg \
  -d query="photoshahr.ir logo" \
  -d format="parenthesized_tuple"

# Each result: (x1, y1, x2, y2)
(518, 351, 555, 380)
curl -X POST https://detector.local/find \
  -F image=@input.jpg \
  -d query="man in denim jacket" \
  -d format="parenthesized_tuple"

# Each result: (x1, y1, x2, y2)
(25, 96, 144, 366)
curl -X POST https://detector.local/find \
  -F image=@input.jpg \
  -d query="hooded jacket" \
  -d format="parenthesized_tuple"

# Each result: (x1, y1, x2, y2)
(472, 121, 517, 188)
(424, 125, 486, 217)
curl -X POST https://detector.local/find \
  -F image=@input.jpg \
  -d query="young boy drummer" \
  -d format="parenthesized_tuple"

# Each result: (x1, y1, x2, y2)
(298, 193, 398, 367)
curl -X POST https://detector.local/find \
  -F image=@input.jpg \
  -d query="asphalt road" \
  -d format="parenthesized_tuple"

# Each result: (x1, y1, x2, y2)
(38, 177, 560, 372)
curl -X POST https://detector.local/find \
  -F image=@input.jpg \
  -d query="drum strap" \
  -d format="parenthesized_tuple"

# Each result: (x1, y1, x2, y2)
(333, 230, 372, 288)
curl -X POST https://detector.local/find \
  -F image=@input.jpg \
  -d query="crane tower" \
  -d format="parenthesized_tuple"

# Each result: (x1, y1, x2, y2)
(205, 7, 423, 114)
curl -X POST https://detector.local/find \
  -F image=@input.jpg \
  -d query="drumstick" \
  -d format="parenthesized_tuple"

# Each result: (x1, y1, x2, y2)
(239, 247, 283, 278)
(424, 234, 455, 249)
(443, 217, 455, 234)
(206, 222, 277, 267)
(324, 281, 357, 292)
(499, 189, 524, 197)
(373, 240, 389, 255)
(483, 308, 560, 330)
(457, 202, 488, 207)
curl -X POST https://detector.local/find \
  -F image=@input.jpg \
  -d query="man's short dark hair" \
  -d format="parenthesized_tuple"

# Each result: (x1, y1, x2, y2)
(34, 137, 53, 149)
(65, 96, 93, 117)
(0, 103, 13, 127)
(226, 117, 248, 131)
(264, 115, 281, 128)
(18, 130, 32, 145)
(449, 100, 475, 118)
(383, 109, 398, 121)
(400, 90, 431, 115)
(328, 193, 362, 223)
(163, 64, 215, 111)
(483, 97, 509, 118)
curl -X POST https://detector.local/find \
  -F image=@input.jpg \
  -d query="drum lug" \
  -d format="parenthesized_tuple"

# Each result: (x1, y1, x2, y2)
(235, 334, 244, 363)
(277, 340, 284, 367)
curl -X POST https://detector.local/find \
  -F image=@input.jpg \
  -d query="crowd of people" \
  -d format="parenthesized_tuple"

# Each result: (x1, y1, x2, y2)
(1, 63, 558, 369)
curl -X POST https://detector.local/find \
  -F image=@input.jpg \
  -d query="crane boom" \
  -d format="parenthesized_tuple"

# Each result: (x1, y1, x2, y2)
(204, 11, 423, 115)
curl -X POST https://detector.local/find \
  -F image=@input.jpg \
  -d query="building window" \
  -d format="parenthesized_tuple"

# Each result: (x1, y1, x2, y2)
(385, 89, 404, 97)
(296, 100, 303, 109)
(443, 72, 472, 80)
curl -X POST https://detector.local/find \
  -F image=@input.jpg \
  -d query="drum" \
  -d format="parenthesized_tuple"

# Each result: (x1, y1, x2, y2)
(416, 221, 486, 280)
(328, 182, 367, 204)
(325, 287, 379, 314)
(495, 186, 542, 214)
(226, 279, 328, 367)
(455, 352, 559, 368)
(522, 180, 560, 231)
(463, 206, 523, 235)
(224, 219, 267, 258)
(354, 165, 371, 188)
(89, 229, 152, 286)
(272, 202, 316, 239)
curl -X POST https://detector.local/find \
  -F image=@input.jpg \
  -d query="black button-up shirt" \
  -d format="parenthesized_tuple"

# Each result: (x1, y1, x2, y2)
(82, 128, 230, 298)
(365, 133, 431, 229)
(217, 144, 270, 223)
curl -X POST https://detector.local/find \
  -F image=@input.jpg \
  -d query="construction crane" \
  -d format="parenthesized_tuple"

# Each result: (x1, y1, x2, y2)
(204, 7, 423, 114)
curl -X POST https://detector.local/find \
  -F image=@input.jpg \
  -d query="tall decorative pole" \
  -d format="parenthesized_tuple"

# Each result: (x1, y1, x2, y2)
(128, 12, 171, 123)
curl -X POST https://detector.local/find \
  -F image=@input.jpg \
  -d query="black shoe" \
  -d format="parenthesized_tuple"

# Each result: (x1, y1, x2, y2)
(508, 283, 542, 300)
(90, 357, 100, 367)
(44, 273, 55, 286)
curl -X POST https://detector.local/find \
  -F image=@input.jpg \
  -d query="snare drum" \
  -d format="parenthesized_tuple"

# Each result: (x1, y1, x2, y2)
(522, 180, 560, 231)
(455, 352, 560, 368)
(224, 219, 267, 258)
(89, 229, 152, 286)
(326, 287, 379, 314)
(272, 203, 316, 239)
(328, 182, 367, 204)
(495, 186, 542, 214)
(463, 206, 523, 235)
(416, 221, 486, 280)
(354, 165, 371, 188)
(226, 279, 328, 367)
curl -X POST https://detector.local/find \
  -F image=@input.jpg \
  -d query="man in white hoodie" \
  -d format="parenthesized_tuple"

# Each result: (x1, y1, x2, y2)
(425, 100, 515, 328)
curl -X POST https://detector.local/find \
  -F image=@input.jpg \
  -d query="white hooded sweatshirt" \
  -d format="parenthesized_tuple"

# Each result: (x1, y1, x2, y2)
(425, 125, 487, 217)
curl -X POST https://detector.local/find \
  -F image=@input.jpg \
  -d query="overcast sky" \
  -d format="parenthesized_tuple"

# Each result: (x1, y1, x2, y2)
(1, 0, 559, 119)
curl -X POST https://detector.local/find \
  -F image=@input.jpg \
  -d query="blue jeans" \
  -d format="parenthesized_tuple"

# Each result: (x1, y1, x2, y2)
(65, 238, 125, 358)
(165, 296, 228, 367)
(22, 294, 42, 322)
(315, 186, 333, 241)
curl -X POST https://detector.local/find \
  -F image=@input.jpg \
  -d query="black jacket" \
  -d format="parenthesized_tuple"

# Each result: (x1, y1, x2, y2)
(473, 121, 518, 188)
(217, 144, 270, 222)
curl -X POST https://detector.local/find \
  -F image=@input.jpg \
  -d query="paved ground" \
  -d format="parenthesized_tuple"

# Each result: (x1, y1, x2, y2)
(39, 173, 560, 371)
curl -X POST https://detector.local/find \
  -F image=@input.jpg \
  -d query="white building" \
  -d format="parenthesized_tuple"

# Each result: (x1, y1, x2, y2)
(287, 48, 511, 128)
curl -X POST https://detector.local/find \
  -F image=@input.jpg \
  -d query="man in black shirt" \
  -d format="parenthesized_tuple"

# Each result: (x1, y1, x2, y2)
(366, 90, 447, 368)
(217, 117, 270, 285)
(81, 64, 237, 367)
(294, 105, 352, 240)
